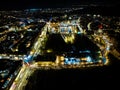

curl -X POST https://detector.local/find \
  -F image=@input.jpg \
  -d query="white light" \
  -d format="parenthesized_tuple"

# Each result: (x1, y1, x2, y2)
(0, 56, 2, 59)
(87, 56, 92, 62)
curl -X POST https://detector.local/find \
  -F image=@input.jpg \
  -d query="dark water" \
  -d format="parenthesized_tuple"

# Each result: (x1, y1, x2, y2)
(25, 53, 120, 89)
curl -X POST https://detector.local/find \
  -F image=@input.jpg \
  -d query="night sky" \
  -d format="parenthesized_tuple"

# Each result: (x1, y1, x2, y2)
(0, 0, 119, 10)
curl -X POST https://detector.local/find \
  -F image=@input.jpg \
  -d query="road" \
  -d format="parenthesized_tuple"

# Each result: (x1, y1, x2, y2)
(9, 65, 34, 90)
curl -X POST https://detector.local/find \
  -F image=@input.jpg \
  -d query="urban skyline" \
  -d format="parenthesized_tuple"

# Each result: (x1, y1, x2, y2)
(0, 1, 120, 90)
